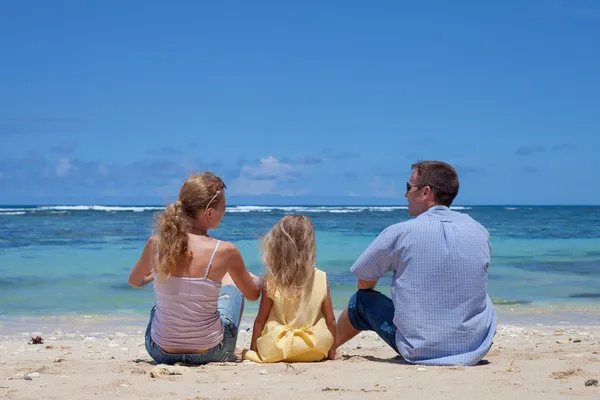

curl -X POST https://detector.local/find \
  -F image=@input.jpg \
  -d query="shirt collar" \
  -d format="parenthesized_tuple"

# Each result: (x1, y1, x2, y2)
(426, 205, 450, 213)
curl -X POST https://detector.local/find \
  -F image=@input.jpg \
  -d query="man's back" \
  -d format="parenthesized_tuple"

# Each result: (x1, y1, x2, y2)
(393, 206, 496, 365)
(351, 205, 496, 365)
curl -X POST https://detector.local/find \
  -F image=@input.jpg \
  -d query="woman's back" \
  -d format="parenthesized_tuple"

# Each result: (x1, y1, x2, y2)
(165, 234, 229, 280)
(152, 236, 226, 351)
(130, 172, 261, 365)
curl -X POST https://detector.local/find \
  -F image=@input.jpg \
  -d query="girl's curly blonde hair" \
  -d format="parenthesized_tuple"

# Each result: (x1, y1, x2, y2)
(262, 214, 316, 300)
(155, 172, 226, 279)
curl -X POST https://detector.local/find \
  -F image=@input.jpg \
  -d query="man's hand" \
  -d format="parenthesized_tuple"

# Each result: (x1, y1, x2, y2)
(357, 279, 377, 290)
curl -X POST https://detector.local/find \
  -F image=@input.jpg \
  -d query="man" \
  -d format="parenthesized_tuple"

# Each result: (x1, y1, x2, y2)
(335, 161, 496, 366)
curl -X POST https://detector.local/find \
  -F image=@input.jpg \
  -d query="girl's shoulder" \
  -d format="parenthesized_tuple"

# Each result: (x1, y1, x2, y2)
(310, 268, 328, 292)
(314, 267, 327, 278)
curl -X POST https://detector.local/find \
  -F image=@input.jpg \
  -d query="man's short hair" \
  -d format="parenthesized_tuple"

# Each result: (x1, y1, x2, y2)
(411, 161, 459, 207)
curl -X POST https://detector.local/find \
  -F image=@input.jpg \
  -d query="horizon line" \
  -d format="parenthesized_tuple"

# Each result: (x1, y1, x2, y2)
(1, 203, 599, 207)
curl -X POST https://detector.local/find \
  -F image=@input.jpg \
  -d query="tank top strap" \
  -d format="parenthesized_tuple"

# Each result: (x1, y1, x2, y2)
(205, 240, 221, 278)
(154, 238, 160, 271)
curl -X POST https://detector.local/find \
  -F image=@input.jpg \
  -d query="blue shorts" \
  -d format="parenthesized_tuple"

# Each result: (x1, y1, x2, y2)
(145, 285, 244, 365)
(347, 289, 400, 354)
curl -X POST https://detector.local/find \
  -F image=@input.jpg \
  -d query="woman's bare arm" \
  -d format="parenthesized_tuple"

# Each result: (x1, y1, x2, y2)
(128, 236, 157, 288)
(222, 242, 261, 301)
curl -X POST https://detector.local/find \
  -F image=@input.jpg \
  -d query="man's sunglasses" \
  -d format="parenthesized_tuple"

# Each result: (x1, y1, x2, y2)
(406, 182, 434, 194)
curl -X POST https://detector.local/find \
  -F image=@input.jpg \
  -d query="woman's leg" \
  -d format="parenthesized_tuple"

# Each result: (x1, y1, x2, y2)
(220, 273, 245, 326)
(217, 274, 245, 361)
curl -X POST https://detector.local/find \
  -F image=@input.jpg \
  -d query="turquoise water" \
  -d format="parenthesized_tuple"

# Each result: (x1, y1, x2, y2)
(1, 205, 599, 327)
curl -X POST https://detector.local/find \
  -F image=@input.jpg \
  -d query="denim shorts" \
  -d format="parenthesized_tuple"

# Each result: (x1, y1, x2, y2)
(145, 285, 244, 365)
(347, 289, 399, 353)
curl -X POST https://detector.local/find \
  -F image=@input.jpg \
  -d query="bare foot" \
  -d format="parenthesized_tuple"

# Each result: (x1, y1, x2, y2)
(233, 347, 243, 362)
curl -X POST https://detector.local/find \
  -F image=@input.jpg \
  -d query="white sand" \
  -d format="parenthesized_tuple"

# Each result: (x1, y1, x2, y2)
(1, 322, 599, 399)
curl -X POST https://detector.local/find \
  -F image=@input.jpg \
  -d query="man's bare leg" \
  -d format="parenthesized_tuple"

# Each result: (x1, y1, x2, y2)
(334, 306, 360, 351)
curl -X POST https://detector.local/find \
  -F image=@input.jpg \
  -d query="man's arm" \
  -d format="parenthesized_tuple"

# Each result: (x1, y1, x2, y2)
(333, 227, 400, 352)
(350, 226, 399, 286)
(357, 279, 378, 290)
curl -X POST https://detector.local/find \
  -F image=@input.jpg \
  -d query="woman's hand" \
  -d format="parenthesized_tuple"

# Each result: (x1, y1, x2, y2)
(223, 243, 262, 301)
(251, 273, 263, 292)
(140, 271, 155, 287)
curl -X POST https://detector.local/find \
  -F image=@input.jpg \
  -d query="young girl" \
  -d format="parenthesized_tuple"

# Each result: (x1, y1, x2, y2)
(243, 214, 336, 363)
(128, 172, 261, 365)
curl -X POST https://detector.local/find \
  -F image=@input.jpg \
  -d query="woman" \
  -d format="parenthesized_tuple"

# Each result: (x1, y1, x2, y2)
(128, 172, 261, 364)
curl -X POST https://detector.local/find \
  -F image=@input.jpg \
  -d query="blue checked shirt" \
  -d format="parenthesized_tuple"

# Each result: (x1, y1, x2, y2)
(351, 206, 496, 366)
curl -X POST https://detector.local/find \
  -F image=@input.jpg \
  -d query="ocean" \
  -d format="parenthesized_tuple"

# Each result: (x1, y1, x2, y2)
(1, 205, 599, 332)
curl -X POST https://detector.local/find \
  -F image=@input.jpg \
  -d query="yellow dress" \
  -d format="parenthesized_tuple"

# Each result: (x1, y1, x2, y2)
(243, 268, 333, 363)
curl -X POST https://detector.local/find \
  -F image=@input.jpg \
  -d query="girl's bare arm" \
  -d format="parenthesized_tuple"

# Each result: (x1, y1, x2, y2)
(321, 279, 337, 360)
(250, 282, 273, 351)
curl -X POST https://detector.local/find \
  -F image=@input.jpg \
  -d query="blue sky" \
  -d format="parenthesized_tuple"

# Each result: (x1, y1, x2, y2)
(1, 0, 599, 205)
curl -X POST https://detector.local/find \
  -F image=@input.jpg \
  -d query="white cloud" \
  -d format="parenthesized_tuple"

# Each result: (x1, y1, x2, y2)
(241, 156, 295, 180)
(229, 156, 301, 195)
(347, 191, 360, 197)
(56, 158, 73, 177)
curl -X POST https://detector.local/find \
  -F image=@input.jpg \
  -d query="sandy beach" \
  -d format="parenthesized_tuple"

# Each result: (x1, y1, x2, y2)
(1, 319, 599, 400)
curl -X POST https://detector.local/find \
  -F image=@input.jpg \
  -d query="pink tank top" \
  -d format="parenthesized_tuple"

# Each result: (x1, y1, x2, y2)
(150, 240, 224, 349)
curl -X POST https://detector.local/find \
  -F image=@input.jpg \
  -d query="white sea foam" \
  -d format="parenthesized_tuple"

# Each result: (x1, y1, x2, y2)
(225, 206, 274, 213)
(37, 205, 91, 211)
(226, 206, 410, 213)
(35, 206, 164, 212)
(505, 207, 519, 210)
(0, 205, 474, 214)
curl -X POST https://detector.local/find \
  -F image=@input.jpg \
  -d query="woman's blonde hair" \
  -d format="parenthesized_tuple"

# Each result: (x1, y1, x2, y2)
(155, 172, 226, 279)
(262, 214, 316, 300)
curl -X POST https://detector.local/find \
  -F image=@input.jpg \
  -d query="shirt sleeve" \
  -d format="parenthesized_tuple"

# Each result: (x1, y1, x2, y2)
(350, 226, 399, 281)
